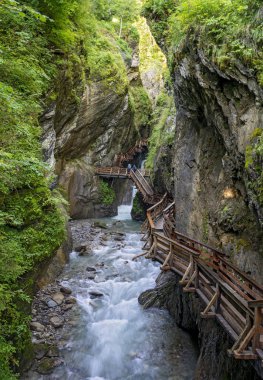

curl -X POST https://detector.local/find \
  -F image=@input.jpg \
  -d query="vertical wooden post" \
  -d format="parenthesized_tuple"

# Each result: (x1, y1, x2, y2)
(215, 283, 221, 313)
(195, 261, 199, 289)
(252, 306, 262, 352)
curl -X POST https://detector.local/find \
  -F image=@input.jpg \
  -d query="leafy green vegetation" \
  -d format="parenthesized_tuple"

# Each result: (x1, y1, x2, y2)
(143, 0, 263, 84)
(131, 192, 146, 220)
(129, 86, 152, 131)
(146, 92, 175, 169)
(245, 129, 263, 207)
(0, 0, 141, 377)
(99, 181, 116, 206)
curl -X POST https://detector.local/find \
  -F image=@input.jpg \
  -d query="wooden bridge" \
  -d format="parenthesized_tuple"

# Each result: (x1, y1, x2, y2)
(95, 167, 159, 204)
(95, 164, 263, 368)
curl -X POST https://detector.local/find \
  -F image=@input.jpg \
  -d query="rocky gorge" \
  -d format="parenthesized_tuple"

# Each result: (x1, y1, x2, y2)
(1, 1, 263, 379)
(22, 7, 263, 380)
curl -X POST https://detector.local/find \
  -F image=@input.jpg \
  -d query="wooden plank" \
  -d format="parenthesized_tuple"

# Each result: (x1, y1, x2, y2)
(220, 296, 246, 327)
(219, 272, 252, 302)
(256, 348, 263, 360)
(201, 288, 219, 317)
(198, 262, 252, 314)
(233, 351, 257, 360)
(220, 306, 243, 335)
(221, 268, 260, 300)
(248, 300, 263, 308)
(196, 289, 210, 307)
(216, 314, 238, 341)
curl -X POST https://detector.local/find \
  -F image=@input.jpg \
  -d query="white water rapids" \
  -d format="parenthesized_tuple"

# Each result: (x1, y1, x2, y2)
(46, 201, 198, 379)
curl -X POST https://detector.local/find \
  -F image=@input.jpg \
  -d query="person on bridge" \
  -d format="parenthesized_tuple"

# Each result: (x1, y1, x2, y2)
(132, 164, 137, 172)
(127, 163, 132, 173)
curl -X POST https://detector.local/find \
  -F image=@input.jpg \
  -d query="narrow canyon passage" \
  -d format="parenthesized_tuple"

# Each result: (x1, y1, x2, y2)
(26, 202, 198, 379)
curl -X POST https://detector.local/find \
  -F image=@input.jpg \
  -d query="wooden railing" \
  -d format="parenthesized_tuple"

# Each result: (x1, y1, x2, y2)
(95, 167, 157, 204)
(95, 167, 151, 177)
(114, 139, 148, 166)
(141, 197, 263, 366)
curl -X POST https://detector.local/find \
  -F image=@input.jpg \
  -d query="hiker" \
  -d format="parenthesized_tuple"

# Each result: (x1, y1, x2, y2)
(132, 164, 137, 172)
(127, 163, 132, 173)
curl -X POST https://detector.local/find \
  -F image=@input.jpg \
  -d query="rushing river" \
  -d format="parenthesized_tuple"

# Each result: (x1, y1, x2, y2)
(50, 203, 198, 380)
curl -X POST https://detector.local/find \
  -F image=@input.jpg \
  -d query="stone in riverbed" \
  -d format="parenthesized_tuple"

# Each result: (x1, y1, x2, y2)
(37, 357, 63, 375)
(46, 299, 57, 308)
(65, 297, 77, 304)
(33, 343, 49, 359)
(86, 266, 96, 272)
(87, 273, 96, 280)
(50, 316, 64, 328)
(60, 286, 72, 295)
(30, 322, 45, 332)
(63, 303, 74, 311)
(93, 221, 108, 229)
(95, 262, 105, 267)
(114, 236, 125, 241)
(112, 220, 124, 228)
(89, 290, 104, 298)
(51, 292, 64, 305)
(101, 235, 109, 241)
(47, 345, 59, 357)
(75, 244, 87, 253)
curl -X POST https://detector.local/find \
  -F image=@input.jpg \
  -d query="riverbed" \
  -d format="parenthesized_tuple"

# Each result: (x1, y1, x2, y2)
(24, 205, 198, 379)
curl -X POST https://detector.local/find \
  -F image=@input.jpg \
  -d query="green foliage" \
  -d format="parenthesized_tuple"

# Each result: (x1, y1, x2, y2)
(86, 31, 129, 95)
(129, 86, 152, 130)
(143, 0, 263, 83)
(142, 0, 176, 44)
(245, 129, 263, 207)
(0, 0, 142, 376)
(135, 16, 168, 85)
(99, 181, 116, 206)
(146, 92, 175, 169)
(131, 193, 145, 217)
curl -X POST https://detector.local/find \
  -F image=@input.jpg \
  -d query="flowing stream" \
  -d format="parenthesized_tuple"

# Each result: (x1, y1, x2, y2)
(50, 201, 198, 380)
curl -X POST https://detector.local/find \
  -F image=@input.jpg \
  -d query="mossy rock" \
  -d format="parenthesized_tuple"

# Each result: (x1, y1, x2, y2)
(93, 221, 108, 229)
(37, 357, 63, 375)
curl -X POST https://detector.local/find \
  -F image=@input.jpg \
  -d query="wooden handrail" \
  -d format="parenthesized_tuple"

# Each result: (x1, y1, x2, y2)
(142, 193, 263, 365)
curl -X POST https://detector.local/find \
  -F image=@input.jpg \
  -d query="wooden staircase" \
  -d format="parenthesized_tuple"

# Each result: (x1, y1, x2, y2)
(114, 139, 148, 167)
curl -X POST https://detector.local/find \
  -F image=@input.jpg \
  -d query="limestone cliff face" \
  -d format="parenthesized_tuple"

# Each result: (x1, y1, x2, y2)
(41, 55, 140, 219)
(153, 35, 263, 281)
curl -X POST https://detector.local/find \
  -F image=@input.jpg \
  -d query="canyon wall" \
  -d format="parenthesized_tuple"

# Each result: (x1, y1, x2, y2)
(41, 48, 148, 219)
(147, 32, 263, 281)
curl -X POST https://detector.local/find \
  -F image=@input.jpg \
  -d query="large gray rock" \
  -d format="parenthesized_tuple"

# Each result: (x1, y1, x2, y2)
(50, 316, 64, 328)
(51, 292, 64, 305)
(30, 322, 45, 332)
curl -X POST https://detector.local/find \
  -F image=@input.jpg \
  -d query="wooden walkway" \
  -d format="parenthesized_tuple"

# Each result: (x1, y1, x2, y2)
(140, 194, 263, 367)
(95, 164, 263, 367)
(114, 139, 148, 166)
(95, 167, 159, 204)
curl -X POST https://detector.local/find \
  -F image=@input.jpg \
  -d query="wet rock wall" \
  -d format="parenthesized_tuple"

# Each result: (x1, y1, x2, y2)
(152, 34, 263, 282)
